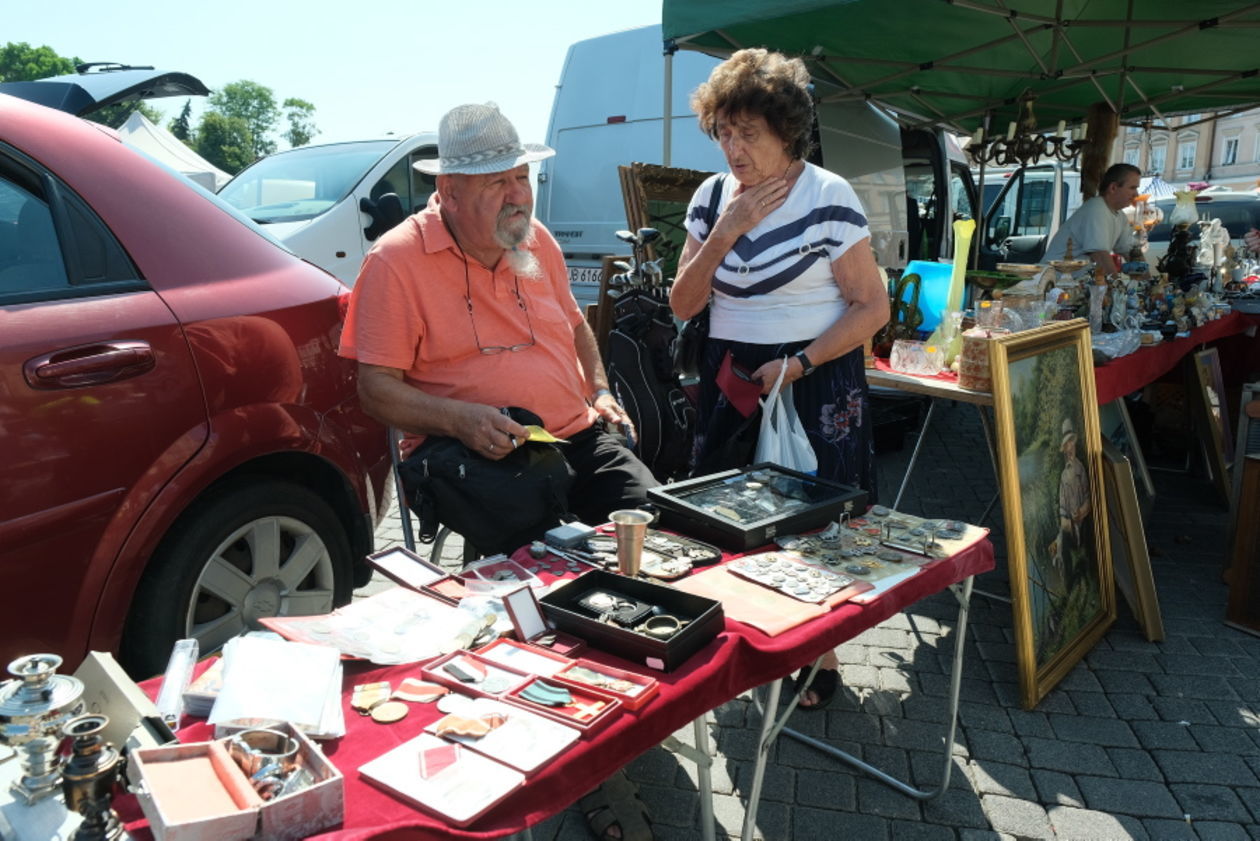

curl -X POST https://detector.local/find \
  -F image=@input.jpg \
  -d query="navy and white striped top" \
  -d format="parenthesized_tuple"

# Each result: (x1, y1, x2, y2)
(685, 162, 871, 343)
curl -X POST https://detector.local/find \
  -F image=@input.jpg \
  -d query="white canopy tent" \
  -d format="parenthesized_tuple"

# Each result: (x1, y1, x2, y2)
(118, 111, 231, 191)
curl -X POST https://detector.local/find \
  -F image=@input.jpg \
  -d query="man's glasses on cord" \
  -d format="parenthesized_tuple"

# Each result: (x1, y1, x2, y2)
(463, 259, 536, 354)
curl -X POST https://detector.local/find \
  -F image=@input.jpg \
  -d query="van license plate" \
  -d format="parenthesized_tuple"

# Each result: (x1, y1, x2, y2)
(568, 267, 603, 285)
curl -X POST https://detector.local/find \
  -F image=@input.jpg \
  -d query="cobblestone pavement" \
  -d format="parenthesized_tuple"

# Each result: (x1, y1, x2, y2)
(357, 400, 1260, 841)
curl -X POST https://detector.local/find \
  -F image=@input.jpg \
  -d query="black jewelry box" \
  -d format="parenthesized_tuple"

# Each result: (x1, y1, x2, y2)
(646, 463, 868, 551)
(539, 570, 724, 672)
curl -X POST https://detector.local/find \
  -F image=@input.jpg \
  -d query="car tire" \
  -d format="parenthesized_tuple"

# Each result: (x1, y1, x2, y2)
(121, 478, 352, 678)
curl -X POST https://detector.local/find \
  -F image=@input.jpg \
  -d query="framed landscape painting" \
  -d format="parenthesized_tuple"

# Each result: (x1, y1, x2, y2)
(990, 319, 1115, 709)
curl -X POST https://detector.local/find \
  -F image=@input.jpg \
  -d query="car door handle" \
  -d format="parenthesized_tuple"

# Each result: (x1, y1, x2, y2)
(24, 340, 156, 389)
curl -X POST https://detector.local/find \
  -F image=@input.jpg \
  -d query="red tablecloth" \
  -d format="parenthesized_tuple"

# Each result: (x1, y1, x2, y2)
(873, 311, 1257, 407)
(1093, 310, 1257, 404)
(125, 537, 993, 841)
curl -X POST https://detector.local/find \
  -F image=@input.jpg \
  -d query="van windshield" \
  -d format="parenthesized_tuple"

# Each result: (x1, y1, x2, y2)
(219, 140, 398, 224)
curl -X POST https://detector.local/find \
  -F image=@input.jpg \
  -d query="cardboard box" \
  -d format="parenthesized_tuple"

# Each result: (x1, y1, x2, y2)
(540, 570, 724, 672)
(646, 463, 867, 551)
(132, 722, 342, 841)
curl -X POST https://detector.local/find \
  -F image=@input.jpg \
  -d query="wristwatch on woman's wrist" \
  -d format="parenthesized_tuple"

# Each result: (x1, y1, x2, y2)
(794, 349, 816, 377)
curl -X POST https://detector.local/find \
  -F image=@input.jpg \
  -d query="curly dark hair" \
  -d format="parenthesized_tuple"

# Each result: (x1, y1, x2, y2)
(690, 48, 815, 161)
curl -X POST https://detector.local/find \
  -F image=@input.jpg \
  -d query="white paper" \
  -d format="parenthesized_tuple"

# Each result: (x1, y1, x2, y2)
(479, 642, 567, 677)
(208, 636, 340, 732)
(360, 732, 525, 825)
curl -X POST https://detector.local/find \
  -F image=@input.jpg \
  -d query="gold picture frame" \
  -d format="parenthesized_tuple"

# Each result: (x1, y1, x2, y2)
(1100, 438, 1164, 642)
(990, 319, 1115, 709)
(617, 161, 715, 282)
(1191, 348, 1232, 506)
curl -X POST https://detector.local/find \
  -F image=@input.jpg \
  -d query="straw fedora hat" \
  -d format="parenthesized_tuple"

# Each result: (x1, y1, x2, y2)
(414, 102, 554, 176)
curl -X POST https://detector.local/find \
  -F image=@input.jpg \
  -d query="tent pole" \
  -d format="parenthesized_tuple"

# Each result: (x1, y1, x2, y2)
(663, 40, 676, 167)
(972, 113, 990, 271)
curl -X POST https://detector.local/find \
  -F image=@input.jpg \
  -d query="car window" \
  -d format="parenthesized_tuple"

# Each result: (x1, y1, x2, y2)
(0, 146, 147, 306)
(0, 176, 69, 297)
(1149, 199, 1260, 243)
(408, 148, 437, 214)
(369, 156, 409, 207)
(219, 140, 397, 224)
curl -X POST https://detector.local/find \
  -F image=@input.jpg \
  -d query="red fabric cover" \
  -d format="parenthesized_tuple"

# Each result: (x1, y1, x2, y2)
(126, 539, 994, 840)
(873, 312, 1258, 405)
(1093, 311, 1256, 404)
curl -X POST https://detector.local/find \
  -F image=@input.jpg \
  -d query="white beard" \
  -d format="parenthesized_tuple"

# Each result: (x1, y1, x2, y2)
(504, 245, 542, 279)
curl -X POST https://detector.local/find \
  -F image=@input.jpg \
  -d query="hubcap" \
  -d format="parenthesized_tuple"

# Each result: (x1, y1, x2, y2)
(185, 515, 336, 654)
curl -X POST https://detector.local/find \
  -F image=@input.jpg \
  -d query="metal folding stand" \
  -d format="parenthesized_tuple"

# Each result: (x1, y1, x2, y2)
(739, 576, 975, 841)
(662, 717, 717, 841)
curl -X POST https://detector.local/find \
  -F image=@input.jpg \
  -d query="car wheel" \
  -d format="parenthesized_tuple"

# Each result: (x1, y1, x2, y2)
(121, 478, 352, 678)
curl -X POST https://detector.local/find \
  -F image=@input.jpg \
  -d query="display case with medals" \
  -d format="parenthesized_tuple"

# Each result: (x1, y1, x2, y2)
(503, 675, 622, 735)
(551, 659, 660, 711)
(646, 463, 868, 551)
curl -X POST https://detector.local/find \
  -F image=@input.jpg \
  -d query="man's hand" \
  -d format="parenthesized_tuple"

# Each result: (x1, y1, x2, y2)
(593, 391, 634, 441)
(458, 403, 529, 461)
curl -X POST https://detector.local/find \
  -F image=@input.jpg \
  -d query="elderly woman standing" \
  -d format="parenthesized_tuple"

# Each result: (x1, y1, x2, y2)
(671, 48, 889, 709)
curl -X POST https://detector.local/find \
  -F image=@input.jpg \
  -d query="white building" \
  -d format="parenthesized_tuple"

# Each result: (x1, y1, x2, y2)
(1113, 108, 1260, 193)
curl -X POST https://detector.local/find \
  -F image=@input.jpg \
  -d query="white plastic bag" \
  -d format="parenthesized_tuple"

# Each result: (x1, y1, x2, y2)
(753, 358, 818, 474)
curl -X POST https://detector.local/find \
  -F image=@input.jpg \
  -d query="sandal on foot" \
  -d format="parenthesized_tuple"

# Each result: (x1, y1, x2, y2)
(792, 666, 838, 712)
(579, 768, 654, 841)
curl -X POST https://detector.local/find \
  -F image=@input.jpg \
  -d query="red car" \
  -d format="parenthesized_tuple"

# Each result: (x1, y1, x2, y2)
(0, 83, 390, 678)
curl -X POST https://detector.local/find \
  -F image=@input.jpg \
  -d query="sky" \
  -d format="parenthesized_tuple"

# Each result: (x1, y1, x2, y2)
(6, 0, 667, 147)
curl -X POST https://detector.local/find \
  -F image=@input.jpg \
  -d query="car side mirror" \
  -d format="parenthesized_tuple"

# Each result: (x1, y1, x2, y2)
(360, 196, 386, 242)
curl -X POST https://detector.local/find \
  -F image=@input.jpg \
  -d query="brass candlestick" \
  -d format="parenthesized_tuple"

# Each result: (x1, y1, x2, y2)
(61, 714, 125, 841)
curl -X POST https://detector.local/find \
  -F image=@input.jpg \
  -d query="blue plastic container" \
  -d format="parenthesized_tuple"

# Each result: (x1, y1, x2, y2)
(891, 260, 953, 332)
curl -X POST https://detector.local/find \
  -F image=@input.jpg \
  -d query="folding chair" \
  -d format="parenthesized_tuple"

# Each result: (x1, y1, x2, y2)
(388, 428, 479, 567)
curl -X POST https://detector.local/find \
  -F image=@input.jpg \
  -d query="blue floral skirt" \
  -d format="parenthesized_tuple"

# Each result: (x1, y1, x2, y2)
(692, 337, 877, 501)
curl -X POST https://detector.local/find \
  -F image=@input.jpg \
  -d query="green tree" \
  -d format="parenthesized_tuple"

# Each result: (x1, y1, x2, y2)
(0, 42, 77, 82)
(169, 100, 193, 141)
(195, 112, 255, 174)
(282, 97, 318, 148)
(207, 80, 278, 158)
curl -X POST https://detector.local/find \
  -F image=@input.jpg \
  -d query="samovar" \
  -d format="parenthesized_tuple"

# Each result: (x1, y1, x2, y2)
(0, 654, 85, 803)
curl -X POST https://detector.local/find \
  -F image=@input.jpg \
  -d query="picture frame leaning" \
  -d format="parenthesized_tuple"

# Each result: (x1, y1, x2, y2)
(1100, 438, 1164, 642)
(990, 319, 1115, 710)
(1191, 347, 1233, 507)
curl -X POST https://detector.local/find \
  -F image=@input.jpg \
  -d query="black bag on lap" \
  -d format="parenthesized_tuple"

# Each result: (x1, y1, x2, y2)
(397, 408, 574, 556)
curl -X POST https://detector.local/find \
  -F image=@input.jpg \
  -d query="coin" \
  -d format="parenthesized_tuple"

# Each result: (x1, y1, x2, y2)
(482, 676, 511, 694)
(370, 701, 409, 723)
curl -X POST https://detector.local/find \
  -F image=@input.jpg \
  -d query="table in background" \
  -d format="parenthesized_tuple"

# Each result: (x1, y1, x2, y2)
(869, 311, 1260, 511)
(123, 537, 994, 841)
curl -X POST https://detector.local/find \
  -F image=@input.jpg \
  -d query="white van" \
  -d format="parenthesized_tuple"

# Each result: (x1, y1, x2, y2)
(976, 163, 1082, 265)
(218, 134, 438, 284)
(536, 25, 726, 288)
(537, 24, 978, 298)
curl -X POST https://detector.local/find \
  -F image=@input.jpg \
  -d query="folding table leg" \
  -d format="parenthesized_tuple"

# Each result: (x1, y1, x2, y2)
(662, 715, 717, 841)
(892, 399, 937, 510)
(740, 677, 784, 841)
(779, 576, 975, 800)
(693, 716, 716, 841)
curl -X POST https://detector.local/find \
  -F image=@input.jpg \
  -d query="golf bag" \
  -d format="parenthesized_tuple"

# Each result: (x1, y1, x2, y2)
(606, 288, 695, 480)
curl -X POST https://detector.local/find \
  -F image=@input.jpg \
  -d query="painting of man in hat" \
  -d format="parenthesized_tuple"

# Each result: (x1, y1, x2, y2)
(1052, 416, 1092, 580)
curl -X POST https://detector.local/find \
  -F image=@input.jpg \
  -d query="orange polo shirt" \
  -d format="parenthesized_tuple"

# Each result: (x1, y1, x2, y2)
(339, 196, 596, 454)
